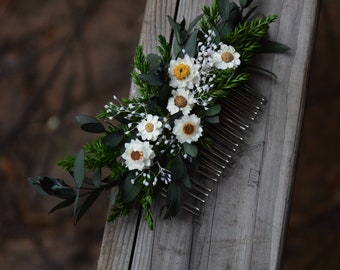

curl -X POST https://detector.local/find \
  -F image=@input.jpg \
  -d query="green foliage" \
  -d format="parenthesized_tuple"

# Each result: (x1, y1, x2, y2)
(75, 115, 105, 133)
(121, 172, 143, 204)
(107, 197, 131, 222)
(74, 149, 85, 188)
(131, 45, 158, 99)
(157, 35, 171, 64)
(141, 188, 154, 230)
(167, 14, 203, 58)
(224, 15, 278, 62)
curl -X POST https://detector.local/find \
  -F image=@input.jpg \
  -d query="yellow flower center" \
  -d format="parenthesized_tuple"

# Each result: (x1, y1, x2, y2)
(174, 63, 191, 80)
(145, 122, 154, 132)
(182, 123, 195, 135)
(221, 52, 234, 63)
(174, 95, 188, 108)
(130, 151, 143, 161)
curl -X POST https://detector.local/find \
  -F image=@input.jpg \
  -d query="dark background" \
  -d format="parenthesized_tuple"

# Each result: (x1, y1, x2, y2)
(0, 0, 339, 269)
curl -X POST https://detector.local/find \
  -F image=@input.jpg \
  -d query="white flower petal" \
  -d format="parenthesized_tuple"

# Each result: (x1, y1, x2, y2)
(122, 139, 156, 171)
(137, 114, 163, 141)
(169, 54, 200, 89)
(166, 88, 196, 115)
(172, 114, 203, 144)
(211, 44, 241, 70)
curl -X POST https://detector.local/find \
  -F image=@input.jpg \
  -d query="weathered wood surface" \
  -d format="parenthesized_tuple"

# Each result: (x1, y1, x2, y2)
(97, 0, 319, 269)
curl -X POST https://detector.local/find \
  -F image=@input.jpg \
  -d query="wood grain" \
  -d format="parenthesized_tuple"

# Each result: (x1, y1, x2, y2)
(98, 0, 319, 269)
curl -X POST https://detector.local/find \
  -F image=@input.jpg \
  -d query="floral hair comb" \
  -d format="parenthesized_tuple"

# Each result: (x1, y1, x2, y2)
(28, 0, 288, 230)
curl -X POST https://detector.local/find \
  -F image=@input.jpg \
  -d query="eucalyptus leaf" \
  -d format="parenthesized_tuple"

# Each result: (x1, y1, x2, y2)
(122, 172, 142, 204)
(28, 177, 49, 196)
(111, 188, 119, 206)
(73, 189, 80, 218)
(173, 41, 183, 58)
(239, 0, 253, 9)
(170, 155, 185, 180)
(184, 30, 198, 57)
(167, 15, 180, 32)
(74, 189, 102, 225)
(247, 64, 278, 79)
(159, 84, 171, 103)
(146, 53, 162, 69)
(102, 132, 124, 148)
(48, 198, 75, 214)
(181, 172, 191, 189)
(74, 149, 85, 188)
(242, 6, 258, 21)
(187, 14, 204, 33)
(138, 73, 162, 86)
(205, 115, 220, 124)
(35, 176, 76, 200)
(217, 21, 233, 38)
(205, 103, 222, 117)
(92, 168, 101, 188)
(183, 143, 198, 157)
(164, 181, 181, 219)
(259, 40, 290, 53)
(217, 0, 231, 21)
(75, 115, 105, 133)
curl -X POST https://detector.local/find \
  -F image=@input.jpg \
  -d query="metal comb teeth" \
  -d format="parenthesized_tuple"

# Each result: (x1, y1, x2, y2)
(160, 86, 266, 216)
(181, 86, 266, 216)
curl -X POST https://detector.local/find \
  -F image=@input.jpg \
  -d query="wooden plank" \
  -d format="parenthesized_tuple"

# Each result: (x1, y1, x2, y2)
(97, 0, 319, 269)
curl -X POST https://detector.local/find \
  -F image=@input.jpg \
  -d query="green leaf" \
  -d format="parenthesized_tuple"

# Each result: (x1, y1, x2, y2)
(187, 14, 204, 33)
(183, 143, 198, 157)
(170, 155, 191, 187)
(92, 168, 101, 188)
(111, 188, 119, 205)
(181, 170, 191, 188)
(239, 0, 253, 9)
(217, 0, 231, 21)
(48, 198, 75, 214)
(32, 176, 76, 200)
(74, 149, 85, 188)
(205, 103, 222, 116)
(259, 40, 290, 53)
(205, 115, 220, 124)
(146, 53, 162, 69)
(73, 189, 80, 218)
(75, 115, 105, 133)
(121, 172, 143, 204)
(28, 177, 49, 195)
(164, 181, 181, 219)
(138, 73, 162, 86)
(170, 155, 185, 180)
(217, 21, 233, 37)
(173, 40, 182, 58)
(184, 30, 198, 57)
(74, 189, 102, 224)
(247, 64, 278, 79)
(102, 132, 124, 148)
(158, 84, 171, 103)
(242, 6, 257, 21)
(167, 15, 180, 32)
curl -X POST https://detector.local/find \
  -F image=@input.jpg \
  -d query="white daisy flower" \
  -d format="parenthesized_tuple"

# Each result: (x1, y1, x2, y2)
(122, 139, 155, 171)
(137, 114, 163, 141)
(168, 54, 200, 89)
(172, 114, 203, 144)
(212, 44, 241, 70)
(166, 88, 196, 115)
